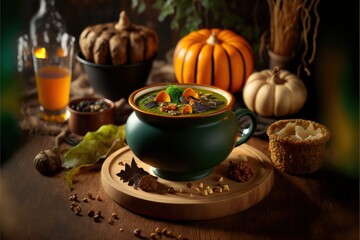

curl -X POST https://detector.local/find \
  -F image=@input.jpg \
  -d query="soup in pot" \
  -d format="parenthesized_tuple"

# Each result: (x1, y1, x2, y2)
(136, 85, 228, 116)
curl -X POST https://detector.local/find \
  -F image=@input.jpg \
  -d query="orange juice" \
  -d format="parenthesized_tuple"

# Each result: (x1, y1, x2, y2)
(35, 66, 71, 110)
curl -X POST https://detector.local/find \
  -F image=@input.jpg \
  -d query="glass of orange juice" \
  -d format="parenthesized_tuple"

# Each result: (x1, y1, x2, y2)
(32, 33, 75, 122)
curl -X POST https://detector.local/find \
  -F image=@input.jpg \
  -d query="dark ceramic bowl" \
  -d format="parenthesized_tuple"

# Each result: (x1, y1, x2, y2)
(76, 52, 155, 101)
(68, 97, 115, 136)
(126, 83, 258, 181)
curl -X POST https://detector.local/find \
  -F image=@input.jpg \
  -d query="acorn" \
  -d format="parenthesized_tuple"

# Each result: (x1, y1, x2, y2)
(33, 149, 62, 175)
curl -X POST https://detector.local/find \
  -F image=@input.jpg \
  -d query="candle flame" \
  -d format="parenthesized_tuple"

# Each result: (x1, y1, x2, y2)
(34, 47, 66, 59)
(34, 48, 47, 59)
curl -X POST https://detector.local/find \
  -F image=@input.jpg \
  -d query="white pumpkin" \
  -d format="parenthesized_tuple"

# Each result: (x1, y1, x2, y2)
(243, 67, 307, 117)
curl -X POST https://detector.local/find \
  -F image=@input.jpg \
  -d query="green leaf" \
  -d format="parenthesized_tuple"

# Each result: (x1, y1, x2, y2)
(158, 0, 175, 22)
(199, 0, 214, 9)
(63, 124, 126, 189)
(65, 163, 94, 190)
(153, 0, 166, 10)
(131, 0, 139, 9)
(137, 2, 146, 14)
(131, 0, 147, 14)
(183, 14, 202, 35)
(170, 20, 179, 30)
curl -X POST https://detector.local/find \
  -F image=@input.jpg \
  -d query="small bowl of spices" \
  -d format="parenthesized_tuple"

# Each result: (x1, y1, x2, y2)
(68, 97, 115, 135)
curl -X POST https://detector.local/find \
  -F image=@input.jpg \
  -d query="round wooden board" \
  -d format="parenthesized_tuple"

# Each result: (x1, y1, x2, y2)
(101, 144, 274, 221)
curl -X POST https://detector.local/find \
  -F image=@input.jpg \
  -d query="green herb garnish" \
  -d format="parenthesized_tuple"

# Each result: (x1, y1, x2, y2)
(165, 85, 183, 104)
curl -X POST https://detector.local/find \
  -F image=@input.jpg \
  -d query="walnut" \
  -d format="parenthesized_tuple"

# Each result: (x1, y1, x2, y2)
(228, 161, 254, 182)
(33, 149, 62, 175)
(138, 175, 158, 192)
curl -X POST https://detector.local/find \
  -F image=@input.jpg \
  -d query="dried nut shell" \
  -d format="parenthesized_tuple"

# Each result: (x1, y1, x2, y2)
(138, 175, 158, 192)
(154, 90, 171, 103)
(33, 149, 62, 175)
(182, 88, 198, 101)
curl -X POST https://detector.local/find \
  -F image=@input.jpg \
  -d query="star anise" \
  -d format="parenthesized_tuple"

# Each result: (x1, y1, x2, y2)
(116, 158, 149, 187)
(228, 161, 254, 182)
(116, 158, 159, 192)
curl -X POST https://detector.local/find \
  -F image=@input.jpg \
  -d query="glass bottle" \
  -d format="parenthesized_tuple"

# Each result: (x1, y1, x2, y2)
(29, 0, 66, 47)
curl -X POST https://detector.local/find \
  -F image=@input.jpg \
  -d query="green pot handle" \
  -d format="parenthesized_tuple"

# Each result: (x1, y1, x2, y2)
(234, 109, 257, 147)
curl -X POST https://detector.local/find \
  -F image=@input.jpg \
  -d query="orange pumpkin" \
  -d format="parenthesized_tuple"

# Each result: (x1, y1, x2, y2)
(173, 28, 254, 93)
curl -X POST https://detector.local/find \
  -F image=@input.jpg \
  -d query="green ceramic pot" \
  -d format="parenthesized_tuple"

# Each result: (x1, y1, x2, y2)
(126, 83, 257, 181)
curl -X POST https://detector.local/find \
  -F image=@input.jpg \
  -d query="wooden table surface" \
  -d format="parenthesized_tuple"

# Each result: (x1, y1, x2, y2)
(1, 133, 358, 240)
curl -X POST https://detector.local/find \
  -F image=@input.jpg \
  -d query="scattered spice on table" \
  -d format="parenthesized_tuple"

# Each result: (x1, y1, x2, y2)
(68, 191, 119, 225)
(116, 158, 254, 198)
